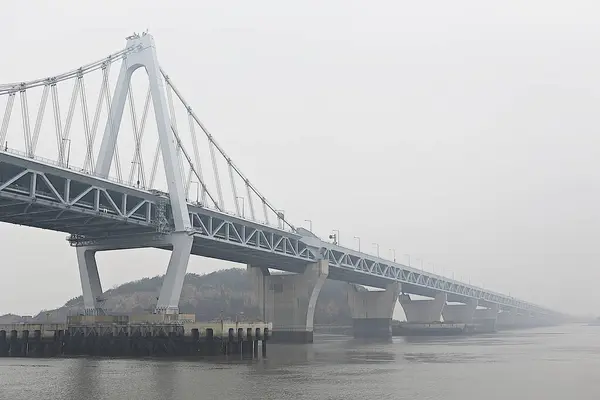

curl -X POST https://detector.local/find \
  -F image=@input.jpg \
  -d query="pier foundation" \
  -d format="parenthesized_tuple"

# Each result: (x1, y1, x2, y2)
(473, 304, 499, 332)
(497, 309, 517, 329)
(346, 282, 401, 339)
(399, 292, 446, 323)
(442, 299, 477, 323)
(247, 260, 328, 343)
(76, 232, 194, 316)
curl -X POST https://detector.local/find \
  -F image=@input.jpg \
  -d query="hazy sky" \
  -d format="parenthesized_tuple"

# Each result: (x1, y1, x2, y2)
(1, 0, 599, 316)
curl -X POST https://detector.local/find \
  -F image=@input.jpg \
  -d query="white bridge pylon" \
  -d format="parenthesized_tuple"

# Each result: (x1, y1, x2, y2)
(0, 34, 562, 319)
(0, 33, 294, 314)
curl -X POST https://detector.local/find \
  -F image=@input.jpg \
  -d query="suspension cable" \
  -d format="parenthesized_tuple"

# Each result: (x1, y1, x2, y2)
(160, 68, 297, 232)
(0, 47, 136, 95)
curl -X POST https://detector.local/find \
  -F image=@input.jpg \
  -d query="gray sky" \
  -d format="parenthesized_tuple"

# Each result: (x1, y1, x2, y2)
(1, 0, 599, 316)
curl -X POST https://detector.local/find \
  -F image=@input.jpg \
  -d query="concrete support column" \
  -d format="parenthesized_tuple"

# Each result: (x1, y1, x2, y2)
(75, 232, 193, 316)
(514, 311, 534, 328)
(76, 247, 103, 315)
(346, 282, 401, 339)
(442, 299, 477, 323)
(534, 313, 553, 327)
(247, 259, 328, 343)
(399, 292, 447, 323)
(155, 232, 194, 314)
(473, 303, 499, 332)
(497, 309, 517, 329)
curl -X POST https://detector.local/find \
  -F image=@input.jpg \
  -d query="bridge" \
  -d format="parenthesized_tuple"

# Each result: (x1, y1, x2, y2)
(0, 33, 564, 342)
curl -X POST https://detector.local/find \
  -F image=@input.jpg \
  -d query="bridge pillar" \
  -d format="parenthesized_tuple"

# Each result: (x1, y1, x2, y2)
(496, 309, 537, 329)
(514, 311, 535, 328)
(497, 309, 518, 329)
(346, 282, 401, 339)
(76, 247, 104, 315)
(533, 313, 554, 327)
(155, 232, 194, 314)
(399, 293, 446, 323)
(75, 232, 193, 315)
(247, 260, 328, 343)
(442, 299, 477, 323)
(473, 304, 499, 332)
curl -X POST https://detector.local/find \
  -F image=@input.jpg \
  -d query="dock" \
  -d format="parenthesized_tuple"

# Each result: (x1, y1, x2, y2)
(0, 314, 270, 359)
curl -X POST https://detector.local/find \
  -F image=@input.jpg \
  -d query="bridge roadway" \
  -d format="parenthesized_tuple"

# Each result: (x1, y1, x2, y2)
(0, 148, 555, 316)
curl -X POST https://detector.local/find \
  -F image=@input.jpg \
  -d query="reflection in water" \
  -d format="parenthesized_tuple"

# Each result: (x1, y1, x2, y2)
(64, 359, 102, 400)
(1, 325, 600, 400)
(150, 360, 178, 399)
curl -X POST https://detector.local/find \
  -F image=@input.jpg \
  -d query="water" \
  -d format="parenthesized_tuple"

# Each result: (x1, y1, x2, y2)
(1, 324, 599, 400)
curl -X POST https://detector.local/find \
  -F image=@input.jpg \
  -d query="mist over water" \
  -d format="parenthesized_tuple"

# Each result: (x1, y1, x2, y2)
(1, 324, 598, 400)
(3, 1, 600, 317)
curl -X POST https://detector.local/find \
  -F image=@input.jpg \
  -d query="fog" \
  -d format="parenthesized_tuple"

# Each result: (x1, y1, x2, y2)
(1, 0, 599, 316)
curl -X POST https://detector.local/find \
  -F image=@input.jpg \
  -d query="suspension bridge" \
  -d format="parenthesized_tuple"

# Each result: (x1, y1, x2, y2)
(0, 33, 564, 342)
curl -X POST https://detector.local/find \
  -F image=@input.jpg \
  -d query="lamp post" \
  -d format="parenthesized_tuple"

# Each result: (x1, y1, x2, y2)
(62, 138, 71, 168)
(390, 248, 396, 262)
(191, 181, 200, 203)
(236, 196, 245, 218)
(276, 210, 285, 229)
(416, 258, 424, 270)
(330, 229, 340, 245)
(304, 219, 313, 231)
(404, 254, 411, 266)
(354, 236, 361, 251)
(372, 243, 380, 257)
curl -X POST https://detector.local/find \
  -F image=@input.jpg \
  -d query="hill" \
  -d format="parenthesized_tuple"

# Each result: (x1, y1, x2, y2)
(0, 268, 352, 325)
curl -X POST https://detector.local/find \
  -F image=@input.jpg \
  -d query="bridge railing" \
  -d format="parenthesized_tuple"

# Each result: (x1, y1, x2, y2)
(320, 241, 553, 314)
(1, 147, 299, 234)
(1, 147, 128, 187)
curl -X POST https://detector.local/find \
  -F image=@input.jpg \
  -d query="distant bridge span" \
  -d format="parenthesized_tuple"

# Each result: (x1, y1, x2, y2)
(0, 33, 564, 341)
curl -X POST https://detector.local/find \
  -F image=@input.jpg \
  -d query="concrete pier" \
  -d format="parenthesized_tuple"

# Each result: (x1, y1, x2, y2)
(0, 314, 270, 359)
(399, 293, 447, 323)
(346, 283, 401, 339)
(473, 304, 499, 332)
(76, 232, 195, 316)
(514, 312, 536, 329)
(497, 310, 517, 329)
(247, 260, 328, 343)
(442, 299, 477, 324)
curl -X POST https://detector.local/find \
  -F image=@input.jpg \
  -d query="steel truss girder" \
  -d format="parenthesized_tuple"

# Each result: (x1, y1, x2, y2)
(188, 208, 317, 262)
(321, 246, 550, 315)
(0, 151, 555, 316)
(0, 171, 154, 223)
(0, 154, 161, 233)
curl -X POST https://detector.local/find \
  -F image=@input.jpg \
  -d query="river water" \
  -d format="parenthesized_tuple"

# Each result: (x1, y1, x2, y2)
(0, 324, 598, 400)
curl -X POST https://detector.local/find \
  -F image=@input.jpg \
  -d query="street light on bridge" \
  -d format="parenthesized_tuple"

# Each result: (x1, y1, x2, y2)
(404, 254, 411, 266)
(389, 248, 396, 262)
(236, 196, 245, 218)
(62, 138, 71, 169)
(372, 243, 380, 257)
(354, 236, 360, 251)
(190, 181, 200, 203)
(416, 258, 423, 270)
(304, 219, 313, 231)
(276, 210, 285, 229)
(329, 229, 339, 245)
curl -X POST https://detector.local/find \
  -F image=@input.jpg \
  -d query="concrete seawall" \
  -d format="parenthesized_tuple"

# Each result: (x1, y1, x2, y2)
(0, 314, 270, 359)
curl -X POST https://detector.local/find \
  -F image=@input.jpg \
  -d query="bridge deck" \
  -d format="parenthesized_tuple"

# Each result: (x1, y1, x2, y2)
(0, 150, 557, 317)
